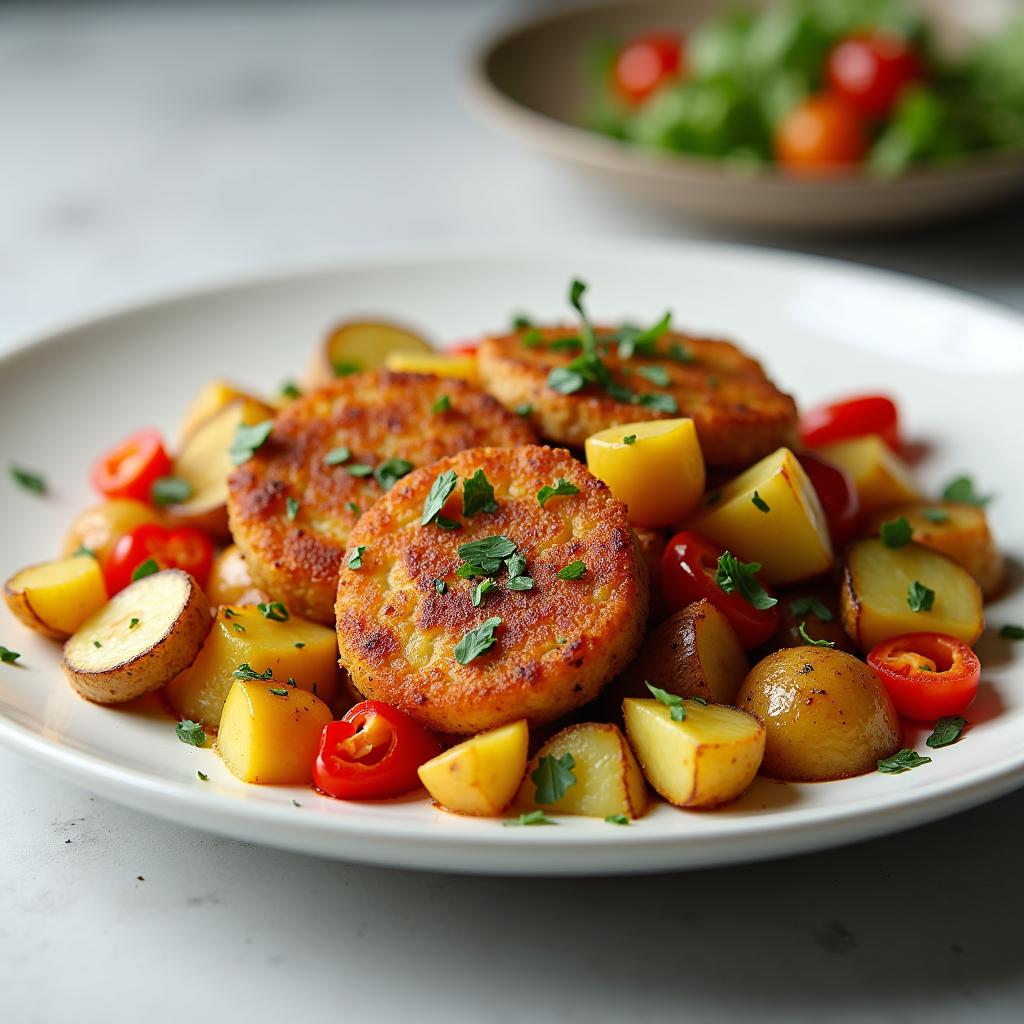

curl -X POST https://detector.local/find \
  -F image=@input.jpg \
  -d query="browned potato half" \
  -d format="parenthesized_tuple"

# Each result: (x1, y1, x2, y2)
(736, 647, 901, 781)
(864, 502, 1004, 598)
(841, 538, 984, 651)
(817, 435, 920, 516)
(306, 319, 433, 387)
(206, 545, 267, 606)
(4, 554, 108, 640)
(515, 723, 647, 820)
(62, 569, 211, 704)
(771, 586, 856, 654)
(608, 599, 747, 716)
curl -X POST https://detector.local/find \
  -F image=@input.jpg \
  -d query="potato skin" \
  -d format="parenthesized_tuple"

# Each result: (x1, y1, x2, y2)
(477, 326, 798, 466)
(736, 647, 901, 781)
(228, 371, 535, 624)
(335, 445, 649, 735)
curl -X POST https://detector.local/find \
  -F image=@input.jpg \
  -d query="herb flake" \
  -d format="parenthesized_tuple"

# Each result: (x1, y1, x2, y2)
(454, 616, 502, 665)
(531, 753, 577, 804)
(907, 581, 935, 613)
(557, 560, 587, 581)
(176, 720, 206, 747)
(927, 716, 967, 749)
(646, 681, 686, 722)
(463, 469, 499, 517)
(229, 420, 273, 465)
(151, 476, 192, 506)
(877, 749, 931, 774)
(880, 516, 913, 547)
(714, 552, 777, 610)
(421, 469, 459, 526)
(537, 478, 580, 508)
(9, 465, 47, 495)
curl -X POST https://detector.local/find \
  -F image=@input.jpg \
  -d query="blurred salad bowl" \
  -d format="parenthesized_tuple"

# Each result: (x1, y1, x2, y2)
(468, 0, 1024, 233)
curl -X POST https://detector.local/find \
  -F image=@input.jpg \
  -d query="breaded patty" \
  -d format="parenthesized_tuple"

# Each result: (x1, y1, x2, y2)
(477, 326, 797, 466)
(227, 372, 535, 624)
(335, 445, 649, 735)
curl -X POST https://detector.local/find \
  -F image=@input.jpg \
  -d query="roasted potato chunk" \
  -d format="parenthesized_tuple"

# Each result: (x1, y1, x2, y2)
(178, 379, 268, 442)
(307, 319, 433, 387)
(736, 647, 901, 781)
(817, 435, 919, 516)
(5, 554, 108, 640)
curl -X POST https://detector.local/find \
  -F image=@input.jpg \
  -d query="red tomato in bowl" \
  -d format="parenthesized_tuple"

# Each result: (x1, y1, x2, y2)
(774, 94, 868, 172)
(104, 522, 214, 594)
(799, 452, 860, 550)
(827, 33, 924, 119)
(612, 31, 684, 105)
(800, 394, 901, 452)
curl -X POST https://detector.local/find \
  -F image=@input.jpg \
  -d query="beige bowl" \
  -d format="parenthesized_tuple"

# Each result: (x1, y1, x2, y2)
(467, 0, 1024, 234)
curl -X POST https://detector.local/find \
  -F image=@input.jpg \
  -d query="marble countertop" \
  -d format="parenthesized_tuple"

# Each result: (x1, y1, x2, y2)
(2, 3, 1023, 1022)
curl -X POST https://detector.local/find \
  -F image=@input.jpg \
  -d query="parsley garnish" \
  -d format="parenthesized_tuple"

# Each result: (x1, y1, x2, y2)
(503, 810, 555, 827)
(714, 552, 777, 610)
(471, 578, 497, 607)
(512, 314, 533, 330)
(129, 618, 140, 630)
(457, 536, 517, 571)
(1000, 625, 1024, 640)
(0, 647, 21, 664)
(463, 469, 499, 517)
(880, 516, 913, 547)
(433, 578, 446, 595)
(436, 516, 461, 530)
(374, 458, 414, 492)
(751, 491, 770, 513)
(507, 576, 534, 591)
(613, 312, 672, 358)
(546, 366, 587, 394)
(324, 446, 351, 466)
(257, 601, 289, 622)
(927, 716, 967, 749)
(531, 753, 577, 804)
(333, 359, 361, 377)
(623, 434, 637, 445)
(798, 621, 834, 647)
(521, 330, 543, 349)
(921, 507, 950, 523)
(294, 641, 305, 649)
(537, 478, 580, 508)
(345, 463, 374, 477)
(176, 720, 206, 747)
(942, 476, 990, 506)
(432, 394, 451, 414)
(286, 497, 299, 521)
(877, 749, 931, 774)
(668, 342, 696, 364)
(646, 682, 686, 721)
(557, 560, 587, 580)
(232, 623, 245, 633)
(268, 687, 289, 697)
(422, 469, 459, 526)
(454, 616, 502, 665)
(93, 640, 102, 648)
(280, 380, 302, 400)
(637, 365, 670, 387)
(907, 581, 935, 612)
(151, 476, 192, 506)
(790, 596, 833, 622)
(605, 814, 630, 825)
(132, 559, 159, 582)
(197, 771, 209, 781)
(229, 420, 273, 465)
(637, 392, 679, 413)
(233, 664, 273, 681)
(9, 464, 47, 495)
(347, 546, 366, 570)
(515, 403, 533, 416)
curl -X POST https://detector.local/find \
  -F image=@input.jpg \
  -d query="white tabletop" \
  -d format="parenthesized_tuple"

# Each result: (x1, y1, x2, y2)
(2, 3, 1023, 1022)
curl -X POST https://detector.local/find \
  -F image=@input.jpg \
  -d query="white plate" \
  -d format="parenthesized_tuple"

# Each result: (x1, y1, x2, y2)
(1, 240, 1022, 875)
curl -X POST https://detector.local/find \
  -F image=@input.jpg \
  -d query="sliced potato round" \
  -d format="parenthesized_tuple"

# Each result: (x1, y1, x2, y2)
(62, 569, 211, 704)
(306, 319, 433, 387)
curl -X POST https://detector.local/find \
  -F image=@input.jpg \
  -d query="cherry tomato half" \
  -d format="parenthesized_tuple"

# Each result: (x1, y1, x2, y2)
(448, 342, 479, 356)
(800, 394, 901, 452)
(613, 31, 684, 105)
(799, 452, 860, 551)
(827, 33, 924, 119)
(774, 94, 868, 173)
(313, 700, 441, 801)
(867, 633, 980, 721)
(90, 428, 173, 504)
(104, 522, 214, 594)
(660, 531, 780, 648)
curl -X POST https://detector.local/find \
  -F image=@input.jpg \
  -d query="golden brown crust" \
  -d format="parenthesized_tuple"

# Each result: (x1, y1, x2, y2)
(335, 445, 649, 734)
(477, 326, 798, 466)
(227, 372, 535, 623)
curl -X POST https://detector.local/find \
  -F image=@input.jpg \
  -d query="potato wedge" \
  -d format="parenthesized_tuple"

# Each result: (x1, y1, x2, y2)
(206, 545, 267, 606)
(515, 723, 647, 820)
(163, 397, 275, 539)
(841, 538, 984, 650)
(307, 319, 433, 386)
(864, 502, 1004, 598)
(736, 647, 900, 781)
(817, 434, 920, 516)
(690, 447, 832, 584)
(4, 554, 108, 640)
(62, 569, 211, 704)
(383, 350, 478, 381)
(216, 679, 332, 784)
(585, 418, 706, 528)
(179, 379, 266, 442)
(608, 599, 747, 716)
(623, 698, 765, 808)
(62, 499, 164, 564)
(418, 720, 529, 816)
(166, 603, 341, 729)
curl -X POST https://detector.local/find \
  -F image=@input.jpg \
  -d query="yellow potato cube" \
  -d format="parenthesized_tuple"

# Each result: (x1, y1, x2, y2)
(817, 434, 920, 516)
(166, 604, 341, 729)
(515, 723, 647, 820)
(584, 418, 706, 528)
(417, 720, 529, 816)
(384, 351, 478, 381)
(623, 698, 765, 808)
(689, 447, 832, 584)
(4, 554, 108, 639)
(216, 680, 332, 785)
(178, 379, 265, 442)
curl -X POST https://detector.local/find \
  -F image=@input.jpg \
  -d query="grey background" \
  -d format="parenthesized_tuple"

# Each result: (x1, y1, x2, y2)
(2, 4, 1022, 1022)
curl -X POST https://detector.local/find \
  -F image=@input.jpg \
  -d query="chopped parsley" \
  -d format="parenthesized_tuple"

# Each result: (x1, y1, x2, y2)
(346, 501, 360, 517)
(324, 446, 351, 466)
(435, 516, 461, 530)
(232, 623, 246, 633)
(131, 559, 159, 582)
(557, 560, 587, 580)
(345, 463, 374, 477)
(605, 814, 630, 825)
(0, 647, 21, 664)
(93, 640, 102, 648)
(1000, 625, 1024, 640)
(921, 507, 950, 523)
(463, 469, 499, 517)
(789, 596, 833, 623)
(433, 578, 446, 595)
(942, 476, 990, 506)
(293, 641, 305, 649)
(347, 546, 366, 570)
(333, 359, 362, 377)
(613, 311, 672, 359)
(471, 578, 497, 607)
(286, 497, 300, 521)
(421, 469, 459, 526)
(197, 771, 209, 781)
(512, 314, 533, 330)
(431, 394, 451, 414)
(637, 365, 670, 387)
(374, 458, 414, 492)
(623, 434, 637, 445)
(233, 664, 273, 681)
(646, 682, 686, 721)
(129, 618, 140, 630)
(8, 465, 47, 495)
(798, 621, 834, 647)
(280, 380, 302, 400)
(537, 478, 580, 508)
(458, 536, 517, 572)
(531, 753, 577, 804)
(637, 392, 679, 413)
(454, 616, 502, 665)
(257, 601, 289, 622)
(151, 476, 192, 506)
(175, 720, 206, 747)
(515, 403, 533, 417)
(877, 749, 932, 774)
(521, 330, 543, 349)
(751, 491, 770, 513)
(714, 552, 777, 610)
(503, 810, 555, 827)
(926, 716, 968, 749)
(507, 575, 534, 591)
(268, 687, 289, 697)
(880, 516, 913, 547)
(907, 581, 935, 613)
(229, 420, 273, 465)
(668, 342, 696, 364)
